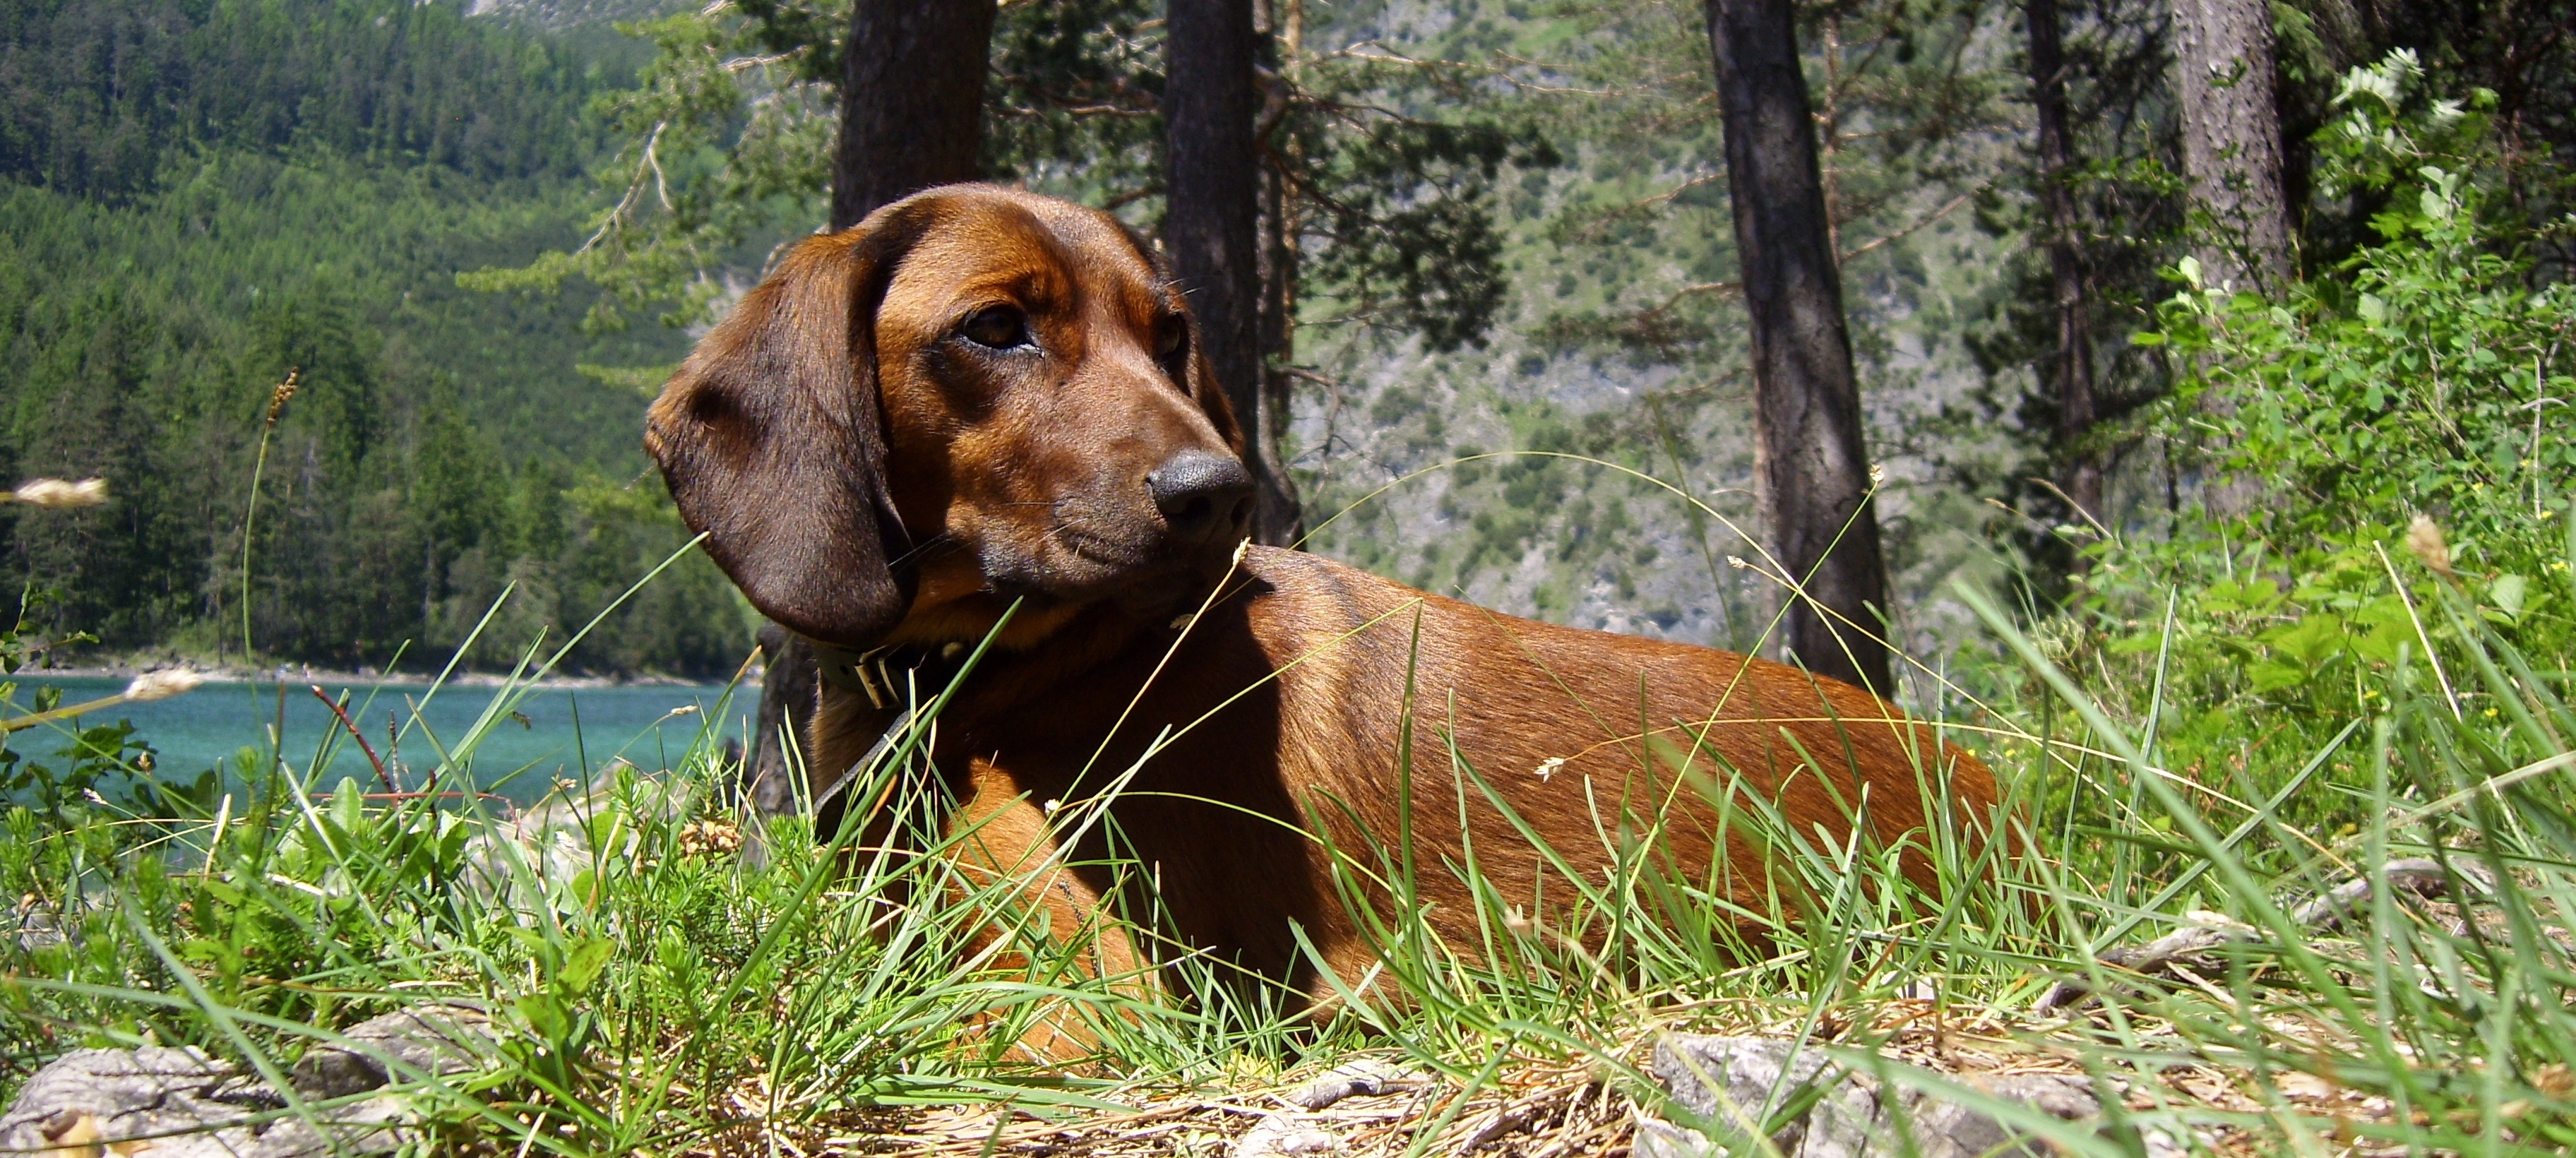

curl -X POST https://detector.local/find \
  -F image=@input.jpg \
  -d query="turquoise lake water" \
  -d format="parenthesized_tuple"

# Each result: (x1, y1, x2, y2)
(3, 676, 748, 803)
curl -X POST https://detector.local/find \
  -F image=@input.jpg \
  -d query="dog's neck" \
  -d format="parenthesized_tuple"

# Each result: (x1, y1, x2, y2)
(881, 592, 1091, 652)
(806, 598, 1172, 719)
(804, 638, 979, 711)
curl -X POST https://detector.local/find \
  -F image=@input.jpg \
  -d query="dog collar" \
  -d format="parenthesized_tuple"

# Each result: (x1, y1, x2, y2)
(804, 638, 975, 711)
(799, 637, 975, 823)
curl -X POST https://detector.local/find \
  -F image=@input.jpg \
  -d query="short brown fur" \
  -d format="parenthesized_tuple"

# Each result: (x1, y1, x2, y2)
(648, 185, 2000, 1053)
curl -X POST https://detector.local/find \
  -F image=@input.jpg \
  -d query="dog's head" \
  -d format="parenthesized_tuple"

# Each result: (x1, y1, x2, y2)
(645, 185, 1253, 650)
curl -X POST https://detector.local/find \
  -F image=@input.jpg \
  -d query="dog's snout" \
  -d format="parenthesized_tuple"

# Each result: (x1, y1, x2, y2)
(1147, 451, 1256, 544)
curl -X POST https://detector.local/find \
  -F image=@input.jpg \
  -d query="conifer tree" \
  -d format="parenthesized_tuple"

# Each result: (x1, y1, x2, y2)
(2025, 0, 2103, 522)
(831, 0, 998, 228)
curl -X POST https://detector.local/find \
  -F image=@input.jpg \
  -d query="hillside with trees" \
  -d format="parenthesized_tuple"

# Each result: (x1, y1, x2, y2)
(0, 0, 744, 675)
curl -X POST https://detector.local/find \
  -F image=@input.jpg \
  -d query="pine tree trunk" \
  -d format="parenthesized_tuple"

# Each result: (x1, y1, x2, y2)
(747, 622, 818, 819)
(1703, 0, 1896, 696)
(1255, 148, 1306, 544)
(1253, 0, 1306, 545)
(753, 0, 998, 821)
(829, 0, 998, 230)
(2027, 0, 2102, 522)
(2171, 0, 2291, 288)
(1167, 0, 1301, 545)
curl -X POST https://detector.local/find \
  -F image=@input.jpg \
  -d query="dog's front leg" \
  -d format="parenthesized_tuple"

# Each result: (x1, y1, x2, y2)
(940, 759, 1152, 1066)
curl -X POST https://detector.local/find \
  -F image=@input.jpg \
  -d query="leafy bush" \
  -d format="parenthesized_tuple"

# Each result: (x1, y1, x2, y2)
(2144, 51, 2575, 575)
(2055, 55, 2576, 775)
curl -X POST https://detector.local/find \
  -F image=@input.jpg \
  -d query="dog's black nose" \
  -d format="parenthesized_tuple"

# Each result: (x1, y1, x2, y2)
(1147, 451, 1256, 544)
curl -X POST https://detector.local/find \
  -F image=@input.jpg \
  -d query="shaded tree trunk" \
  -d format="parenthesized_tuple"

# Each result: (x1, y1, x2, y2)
(2026, 0, 2102, 523)
(751, 0, 998, 818)
(2172, 0, 2291, 288)
(746, 622, 819, 818)
(1703, 0, 1895, 696)
(1253, 0, 1306, 544)
(830, 0, 998, 230)
(1167, 0, 1301, 544)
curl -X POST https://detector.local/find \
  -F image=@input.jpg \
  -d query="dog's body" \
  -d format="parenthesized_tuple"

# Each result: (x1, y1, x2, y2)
(806, 546, 1989, 1007)
(648, 184, 1996, 1042)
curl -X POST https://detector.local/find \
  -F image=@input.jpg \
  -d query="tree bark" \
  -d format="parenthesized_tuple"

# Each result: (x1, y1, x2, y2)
(1253, 0, 1306, 545)
(1703, 0, 1895, 696)
(2171, 0, 2292, 289)
(2026, 0, 2102, 523)
(830, 0, 998, 230)
(745, 623, 819, 819)
(1167, 0, 1301, 544)
(752, 0, 998, 818)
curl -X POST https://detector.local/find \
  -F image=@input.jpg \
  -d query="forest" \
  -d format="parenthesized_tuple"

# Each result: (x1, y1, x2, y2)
(0, 0, 738, 676)
(6, 0, 2576, 1150)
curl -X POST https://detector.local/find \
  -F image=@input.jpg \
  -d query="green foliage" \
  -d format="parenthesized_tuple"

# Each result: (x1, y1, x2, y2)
(1299, 117, 1559, 352)
(473, 0, 1561, 358)
(456, 0, 833, 332)
(0, 715, 181, 820)
(2009, 54, 2576, 876)
(2146, 52, 2574, 562)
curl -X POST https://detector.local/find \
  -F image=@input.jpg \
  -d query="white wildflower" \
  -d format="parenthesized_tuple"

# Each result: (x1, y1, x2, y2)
(123, 669, 206, 703)
(1533, 756, 1566, 782)
(7, 478, 107, 508)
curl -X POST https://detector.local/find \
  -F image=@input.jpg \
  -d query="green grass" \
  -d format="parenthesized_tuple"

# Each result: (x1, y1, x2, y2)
(4, 508, 2574, 1157)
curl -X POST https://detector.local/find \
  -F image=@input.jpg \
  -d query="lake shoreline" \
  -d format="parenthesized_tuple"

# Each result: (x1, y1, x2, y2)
(14, 661, 737, 691)
(3, 671, 746, 789)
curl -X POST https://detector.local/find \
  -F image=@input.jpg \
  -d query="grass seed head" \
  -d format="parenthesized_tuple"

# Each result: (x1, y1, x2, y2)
(265, 369, 302, 430)
(2406, 514, 2454, 577)
(123, 669, 207, 703)
(8, 477, 107, 508)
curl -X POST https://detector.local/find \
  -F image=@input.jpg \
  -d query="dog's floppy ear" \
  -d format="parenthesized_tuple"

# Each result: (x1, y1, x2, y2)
(645, 215, 926, 649)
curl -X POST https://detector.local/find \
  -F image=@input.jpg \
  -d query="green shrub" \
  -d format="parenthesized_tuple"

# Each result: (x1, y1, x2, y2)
(2142, 50, 2574, 575)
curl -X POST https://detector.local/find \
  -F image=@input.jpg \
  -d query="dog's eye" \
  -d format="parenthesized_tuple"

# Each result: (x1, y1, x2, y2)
(1155, 319, 1187, 360)
(960, 306, 1032, 350)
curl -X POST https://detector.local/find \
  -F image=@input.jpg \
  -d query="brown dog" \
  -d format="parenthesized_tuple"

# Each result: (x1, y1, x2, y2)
(646, 184, 1998, 1044)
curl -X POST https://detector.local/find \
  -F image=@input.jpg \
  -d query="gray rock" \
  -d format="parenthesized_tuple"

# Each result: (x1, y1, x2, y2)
(2288, 856, 2476, 930)
(461, 766, 691, 907)
(290, 1003, 496, 1098)
(1635, 1111, 1717, 1158)
(1643, 1035, 2100, 1158)
(2041, 859, 2495, 1013)
(1232, 1114, 1341, 1157)
(0, 1045, 415, 1157)
(1284, 1058, 1431, 1110)
(0, 1004, 491, 1158)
